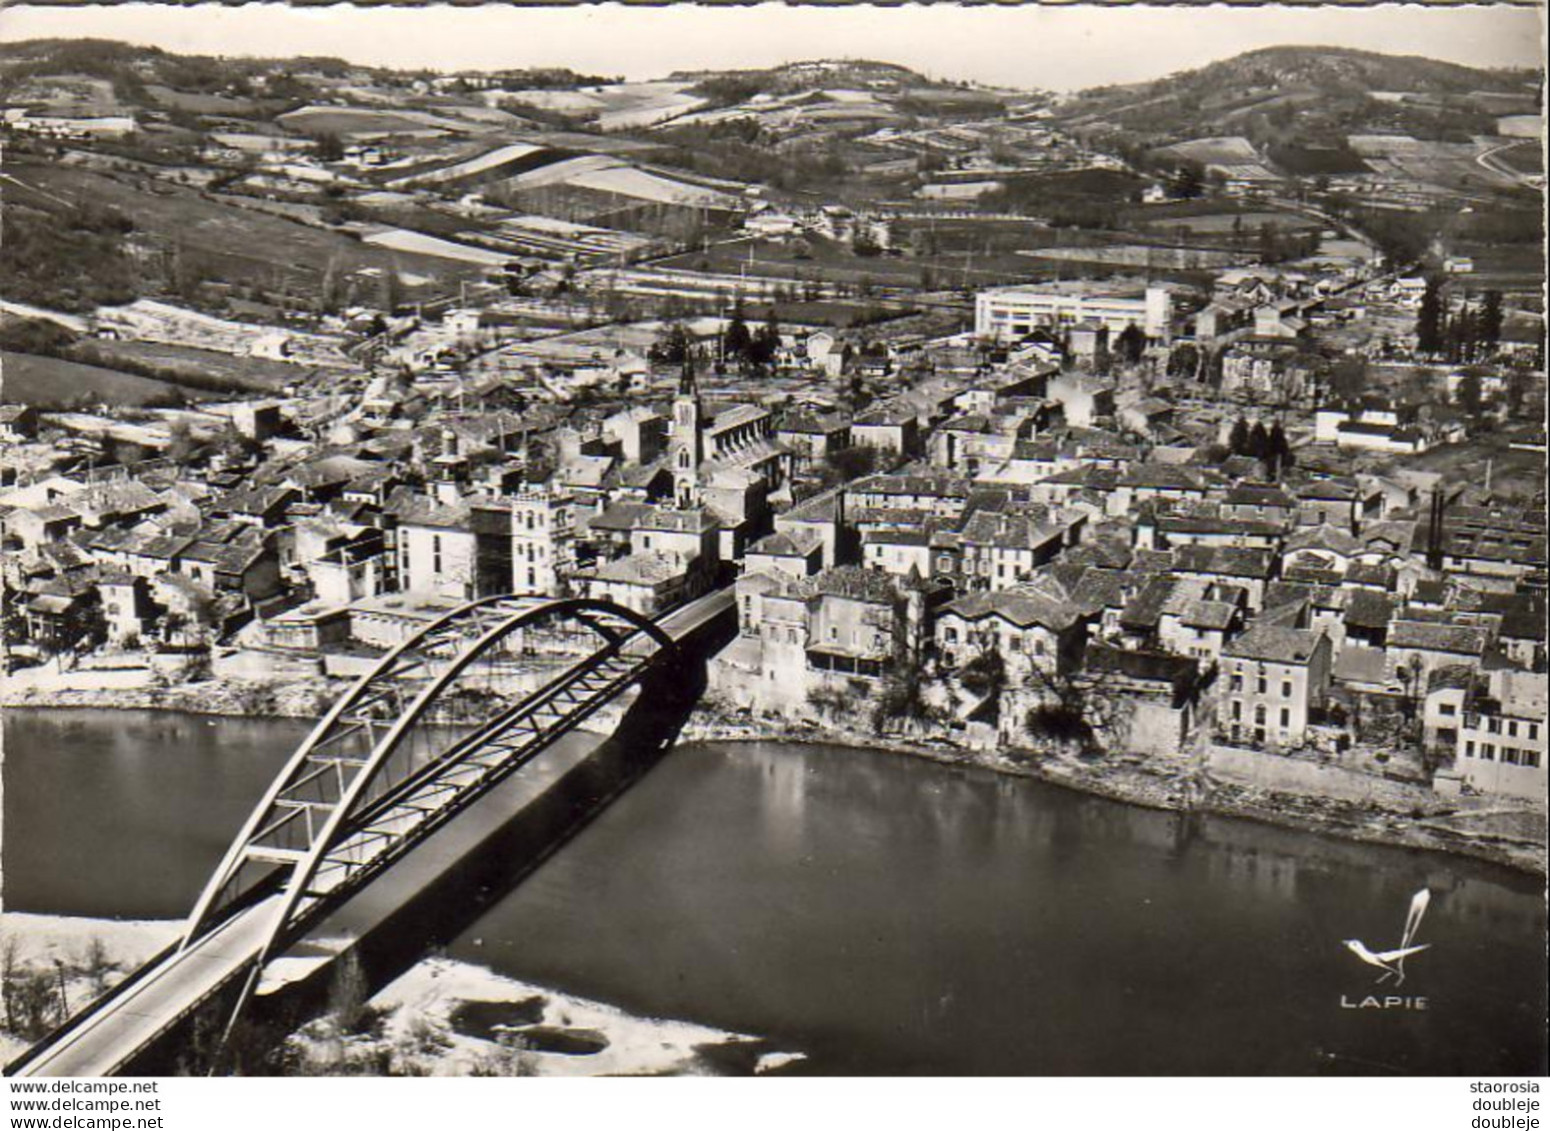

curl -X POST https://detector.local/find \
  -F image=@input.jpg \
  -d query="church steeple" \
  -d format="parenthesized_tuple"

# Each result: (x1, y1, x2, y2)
(673, 347, 703, 507)
(679, 347, 700, 397)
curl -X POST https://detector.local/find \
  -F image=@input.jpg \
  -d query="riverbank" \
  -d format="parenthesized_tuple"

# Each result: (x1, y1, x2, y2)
(6, 679, 1544, 877)
(676, 712, 1550, 878)
(0, 913, 800, 1077)
(2, 675, 341, 718)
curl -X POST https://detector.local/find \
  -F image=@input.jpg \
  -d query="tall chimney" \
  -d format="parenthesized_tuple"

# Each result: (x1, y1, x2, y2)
(1425, 489, 1445, 571)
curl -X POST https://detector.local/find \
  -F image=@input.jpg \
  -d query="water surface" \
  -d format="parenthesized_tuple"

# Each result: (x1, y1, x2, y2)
(5, 710, 1545, 1075)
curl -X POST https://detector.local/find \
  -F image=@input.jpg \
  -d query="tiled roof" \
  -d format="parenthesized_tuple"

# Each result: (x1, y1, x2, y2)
(1181, 599, 1239, 631)
(1083, 643, 1198, 689)
(1224, 624, 1325, 665)
(1284, 525, 1361, 557)
(1120, 575, 1177, 631)
(587, 552, 681, 586)
(750, 531, 821, 557)
(633, 506, 719, 534)
(942, 587, 1081, 632)
(1343, 589, 1394, 630)
(385, 487, 471, 531)
(814, 565, 899, 604)
(1224, 484, 1296, 508)
(1172, 544, 1274, 580)
(1388, 620, 1488, 655)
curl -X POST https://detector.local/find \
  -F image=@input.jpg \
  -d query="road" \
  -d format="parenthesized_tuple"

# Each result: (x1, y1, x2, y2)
(1475, 139, 1540, 190)
(9, 896, 281, 1077)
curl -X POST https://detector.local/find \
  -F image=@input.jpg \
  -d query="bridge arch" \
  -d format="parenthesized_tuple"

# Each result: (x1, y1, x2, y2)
(181, 595, 676, 964)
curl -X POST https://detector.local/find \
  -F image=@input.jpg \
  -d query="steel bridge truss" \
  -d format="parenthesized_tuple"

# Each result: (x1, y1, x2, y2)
(180, 595, 676, 974)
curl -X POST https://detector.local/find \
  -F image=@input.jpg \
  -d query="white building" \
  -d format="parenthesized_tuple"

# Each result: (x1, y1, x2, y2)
(975, 284, 1174, 343)
(396, 503, 478, 600)
(510, 488, 577, 596)
(1456, 670, 1547, 802)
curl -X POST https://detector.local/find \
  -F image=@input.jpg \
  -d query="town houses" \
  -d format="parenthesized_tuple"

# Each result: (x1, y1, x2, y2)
(2, 233, 1544, 820)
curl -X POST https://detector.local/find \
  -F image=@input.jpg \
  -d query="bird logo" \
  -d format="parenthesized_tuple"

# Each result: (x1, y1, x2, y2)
(1344, 889, 1431, 988)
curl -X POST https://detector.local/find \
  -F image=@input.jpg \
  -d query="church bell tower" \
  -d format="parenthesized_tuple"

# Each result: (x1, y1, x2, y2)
(673, 350, 703, 507)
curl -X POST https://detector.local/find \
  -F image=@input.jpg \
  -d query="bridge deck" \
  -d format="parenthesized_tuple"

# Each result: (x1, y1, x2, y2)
(10, 589, 734, 1077)
(14, 897, 279, 1078)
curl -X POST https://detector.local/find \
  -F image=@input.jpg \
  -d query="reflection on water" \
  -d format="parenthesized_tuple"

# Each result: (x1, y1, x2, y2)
(446, 742, 1547, 1076)
(4, 714, 1546, 1076)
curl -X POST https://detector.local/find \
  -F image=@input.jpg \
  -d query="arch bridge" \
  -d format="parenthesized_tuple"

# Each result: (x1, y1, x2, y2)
(9, 590, 730, 1078)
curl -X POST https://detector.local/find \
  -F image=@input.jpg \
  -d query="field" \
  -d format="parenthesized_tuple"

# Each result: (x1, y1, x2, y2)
(1380, 434, 1546, 503)
(1453, 243, 1545, 289)
(144, 84, 259, 116)
(387, 143, 554, 188)
(362, 229, 515, 267)
(3, 158, 488, 297)
(1160, 136, 1262, 165)
(277, 105, 476, 136)
(74, 339, 307, 392)
(1022, 245, 1247, 269)
(1496, 143, 1542, 175)
(1266, 145, 1372, 176)
(659, 235, 1039, 290)
(1350, 134, 1521, 194)
(1142, 210, 1319, 234)
(1, 350, 221, 408)
(477, 152, 744, 210)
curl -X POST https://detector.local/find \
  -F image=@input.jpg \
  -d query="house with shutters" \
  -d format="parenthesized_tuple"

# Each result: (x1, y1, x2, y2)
(1220, 625, 1334, 749)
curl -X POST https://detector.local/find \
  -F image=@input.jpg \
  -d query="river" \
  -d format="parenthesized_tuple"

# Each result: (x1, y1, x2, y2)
(3, 708, 1546, 1075)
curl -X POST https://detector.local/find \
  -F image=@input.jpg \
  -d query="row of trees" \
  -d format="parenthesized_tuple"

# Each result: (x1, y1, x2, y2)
(1227, 417, 1295, 477)
(1416, 282, 1504, 365)
(648, 306, 785, 370)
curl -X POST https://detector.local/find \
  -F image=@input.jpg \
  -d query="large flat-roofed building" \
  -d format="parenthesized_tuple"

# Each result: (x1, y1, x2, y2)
(976, 284, 1174, 343)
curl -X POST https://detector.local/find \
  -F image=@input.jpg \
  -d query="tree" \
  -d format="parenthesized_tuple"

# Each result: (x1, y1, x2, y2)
(722, 307, 752, 363)
(1166, 343, 1200, 380)
(1454, 369, 1483, 415)
(1416, 277, 1445, 355)
(959, 643, 1006, 700)
(821, 443, 878, 487)
(1246, 421, 1271, 461)
(1114, 323, 1147, 365)
(1445, 300, 1478, 364)
(648, 321, 693, 365)
(314, 132, 344, 162)
(1267, 421, 1293, 477)
(165, 420, 200, 464)
(1172, 161, 1204, 200)
(319, 255, 342, 315)
(1257, 222, 1284, 264)
(1505, 366, 1535, 415)
(872, 655, 936, 733)
(1329, 356, 1368, 401)
(377, 264, 403, 315)
(1228, 417, 1250, 456)
(1023, 665, 1133, 759)
(213, 423, 261, 464)
(1478, 290, 1504, 352)
(747, 311, 782, 368)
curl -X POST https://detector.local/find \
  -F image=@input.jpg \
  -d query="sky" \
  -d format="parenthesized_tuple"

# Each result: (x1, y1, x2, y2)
(0, 3, 1541, 91)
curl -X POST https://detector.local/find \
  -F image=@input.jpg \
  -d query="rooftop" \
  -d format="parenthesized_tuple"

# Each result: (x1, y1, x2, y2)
(1224, 624, 1325, 665)
(1388, 620, 1488, 656)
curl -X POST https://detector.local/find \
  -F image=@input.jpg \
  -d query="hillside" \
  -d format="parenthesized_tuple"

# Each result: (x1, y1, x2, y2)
(671, 59, 937, 97)
(1057, 45, 1540, 148)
